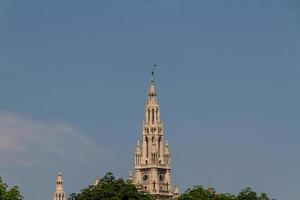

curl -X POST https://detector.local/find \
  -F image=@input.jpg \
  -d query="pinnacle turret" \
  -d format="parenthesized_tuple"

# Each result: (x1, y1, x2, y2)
(128, 170, 133, 182)
(174, 185, 180, 198)
(135, 140, 141, 154)
(94, 176, 100, 186)
(165, 140, 170, 155)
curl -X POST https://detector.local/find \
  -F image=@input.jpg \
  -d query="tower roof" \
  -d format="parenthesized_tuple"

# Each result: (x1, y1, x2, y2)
(56, 171, 63, 182)
(55, 170, 65, 193)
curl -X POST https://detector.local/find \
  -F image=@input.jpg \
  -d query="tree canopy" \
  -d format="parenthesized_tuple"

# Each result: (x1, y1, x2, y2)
(0, 177, 23, 200)
(69, 172, 274, 200)
(178, 185, 274, 200)
(68, 172, 152, 200)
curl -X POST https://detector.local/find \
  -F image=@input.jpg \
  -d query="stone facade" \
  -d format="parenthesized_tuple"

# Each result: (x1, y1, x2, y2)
(133, 71, 179, 199)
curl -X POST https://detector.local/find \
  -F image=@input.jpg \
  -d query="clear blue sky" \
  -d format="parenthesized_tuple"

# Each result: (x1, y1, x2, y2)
(0, 1, 299, 200)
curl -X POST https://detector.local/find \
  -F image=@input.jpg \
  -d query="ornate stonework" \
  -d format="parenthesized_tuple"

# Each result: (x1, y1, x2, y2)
(53, 171, 66, 200)
(133, 70, 179, 199)
(52, 71, 179, 199)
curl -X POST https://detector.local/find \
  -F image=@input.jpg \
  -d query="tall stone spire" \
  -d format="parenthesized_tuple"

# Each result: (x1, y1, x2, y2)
(54, 171, 66, 200)
(133, 68, 178, 199)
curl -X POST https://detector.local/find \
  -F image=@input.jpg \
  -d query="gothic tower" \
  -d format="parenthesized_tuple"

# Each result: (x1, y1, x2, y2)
(53, 171, 66, 200)
(133, 69, 178, 198)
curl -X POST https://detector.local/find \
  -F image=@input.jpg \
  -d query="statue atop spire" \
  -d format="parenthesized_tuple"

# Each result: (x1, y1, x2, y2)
(150, 64, 156, 84)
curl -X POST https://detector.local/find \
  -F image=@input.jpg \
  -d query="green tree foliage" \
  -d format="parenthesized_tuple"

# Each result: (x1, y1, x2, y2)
(179, 186, 211, 200)
(0, 177, 23, 200)
(177, 185, 273, 200)
(237, 188, 272, 200)
(69, 172, 274, 200)
(69, 172, 152, 200)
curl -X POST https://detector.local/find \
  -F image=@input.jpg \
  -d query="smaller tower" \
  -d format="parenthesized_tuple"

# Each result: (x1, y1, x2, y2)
(135, 140, 142, 167)
(128, 170, 133, 183)
(54, 171, 66, 200)
(94, 176, 100, 186)
(173, 186, 180, 198)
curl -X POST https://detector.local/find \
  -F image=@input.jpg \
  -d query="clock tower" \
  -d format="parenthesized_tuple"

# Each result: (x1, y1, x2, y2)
(133, 69, 179, 199)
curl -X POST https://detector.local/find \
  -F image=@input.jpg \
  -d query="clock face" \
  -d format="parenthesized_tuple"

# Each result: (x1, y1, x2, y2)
(142, 174, 148, 181)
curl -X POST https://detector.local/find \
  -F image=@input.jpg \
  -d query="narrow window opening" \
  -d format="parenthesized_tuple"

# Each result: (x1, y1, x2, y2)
(158, 137, 162, 157)
(152, 109, 154, 124)
(146, 137, 149, 158)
